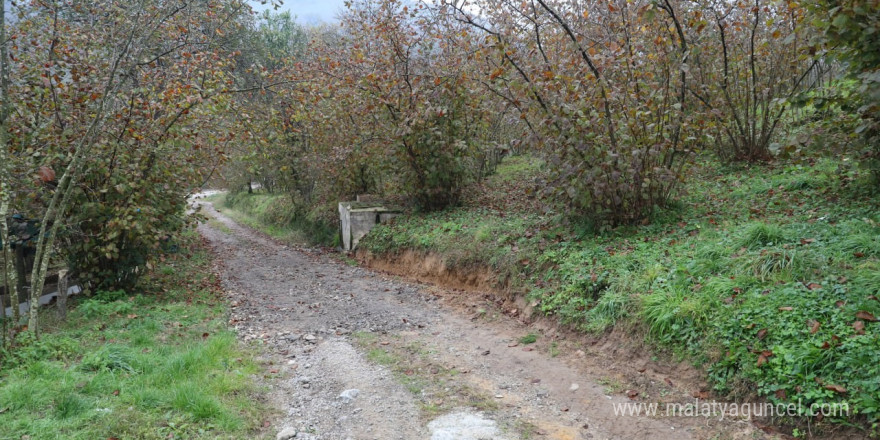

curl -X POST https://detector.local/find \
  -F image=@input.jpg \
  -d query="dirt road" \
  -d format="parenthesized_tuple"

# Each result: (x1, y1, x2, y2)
(196, 201, 769, 440)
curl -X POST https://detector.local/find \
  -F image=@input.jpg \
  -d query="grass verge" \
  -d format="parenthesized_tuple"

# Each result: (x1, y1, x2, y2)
(206, 192, 337, 247)
(359, 155, 880, 435)
(0, 231, 270, 440)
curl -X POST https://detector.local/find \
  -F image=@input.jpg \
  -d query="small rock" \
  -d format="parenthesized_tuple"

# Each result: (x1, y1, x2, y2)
(339, 389, 360, 403)
(303, 334, 317, 342)
(536, 389, 550, 398)
(570, 383, 580, 392)
(276, 427, 297, 440)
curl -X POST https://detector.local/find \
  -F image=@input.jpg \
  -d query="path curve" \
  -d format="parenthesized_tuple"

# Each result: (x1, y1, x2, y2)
(196, 200, 767, 440)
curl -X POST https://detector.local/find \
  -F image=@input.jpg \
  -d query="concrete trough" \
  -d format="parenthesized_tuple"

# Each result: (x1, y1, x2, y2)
(339, 201, 401, 251)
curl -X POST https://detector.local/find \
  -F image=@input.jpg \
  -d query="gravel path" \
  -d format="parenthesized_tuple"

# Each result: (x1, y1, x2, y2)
(195, 200, 768, 440)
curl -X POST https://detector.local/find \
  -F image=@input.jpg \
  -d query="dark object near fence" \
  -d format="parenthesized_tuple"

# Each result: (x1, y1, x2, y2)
(1, 214, 40, 303)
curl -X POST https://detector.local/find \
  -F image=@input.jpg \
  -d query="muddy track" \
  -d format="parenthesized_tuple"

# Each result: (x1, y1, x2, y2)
(196, 200, 771, 440)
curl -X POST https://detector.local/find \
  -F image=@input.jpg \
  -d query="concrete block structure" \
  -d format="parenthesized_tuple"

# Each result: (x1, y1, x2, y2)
(339, 202, 401, 251)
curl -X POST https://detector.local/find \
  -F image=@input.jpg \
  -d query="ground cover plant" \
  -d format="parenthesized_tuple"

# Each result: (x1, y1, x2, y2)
(360, 154, 880, 435)
(0, 233, 269, 439)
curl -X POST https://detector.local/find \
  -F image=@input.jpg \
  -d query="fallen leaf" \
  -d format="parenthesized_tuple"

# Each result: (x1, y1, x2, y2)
(757, 354, 768, 367)
(692, 390, 709, 399)
(112, 390, 119, 396)
(809, 320, 821, 334)
(38, 166, 55, 182)
(522, 347, 534, 352)
(800, 238, 816, 245)
(757, 328, 768, 339)
(853, 321, 865, 335)
(626, 389, 639, 399)
(126, 314, 138, 319)
(778, 306, 794, 311)
(775, 389, 787, 399)
(806, 283, 821, 291)
(855, 311, 878, 322)
(824, 384, 847, 394)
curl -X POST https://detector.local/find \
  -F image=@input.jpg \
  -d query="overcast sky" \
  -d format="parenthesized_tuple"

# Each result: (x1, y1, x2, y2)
(252, 0, 348, 24)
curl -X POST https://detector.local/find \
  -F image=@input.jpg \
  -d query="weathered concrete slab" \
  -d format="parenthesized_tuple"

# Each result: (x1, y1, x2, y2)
(339, 202, 401, 251)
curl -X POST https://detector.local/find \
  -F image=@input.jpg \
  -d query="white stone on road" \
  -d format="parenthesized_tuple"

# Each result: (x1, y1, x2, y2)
(428, 411, 508, 440)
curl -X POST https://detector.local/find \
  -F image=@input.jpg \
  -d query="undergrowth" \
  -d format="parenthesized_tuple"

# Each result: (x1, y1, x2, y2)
(359, 155, 880, 435)
(212, 192, 337, 246)
(0, 232, 269, 439)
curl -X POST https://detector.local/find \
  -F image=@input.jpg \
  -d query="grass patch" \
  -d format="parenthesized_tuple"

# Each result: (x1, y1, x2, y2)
(518, 333, 538, 345)
(358, 155, 880, 434)
(0, 231, 269, 439)
(212, 192, 337, 246)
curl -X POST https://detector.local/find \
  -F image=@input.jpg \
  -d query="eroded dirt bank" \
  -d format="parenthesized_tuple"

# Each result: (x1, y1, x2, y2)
(196, 201, 772, 440)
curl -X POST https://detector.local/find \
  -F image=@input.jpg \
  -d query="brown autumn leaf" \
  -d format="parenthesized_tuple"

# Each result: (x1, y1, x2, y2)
(854, 252, 866, 258)
(778, 306, 794, 311)
(800, 238, 816, 245)
(692, 390, 709, 399)
(757, 328, 768, 339)
(809, 320, 821, 334)
(626, 389, 639, 399)
(757, 354, 768, 367)
(775, 389, 787, 399)
(824, 384, 847, 394)
(38, 166, 55, 182)
(820, 341, 831, 349)
(806, 283, 821, 291)
(853, 321, 865, 335)
(855, 311, 878, 322)
(126, 314, 138, 319)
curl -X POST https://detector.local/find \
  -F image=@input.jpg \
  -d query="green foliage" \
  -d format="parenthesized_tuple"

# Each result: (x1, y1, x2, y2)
(0, 237, 266, 439)
(810, 0, 880, 186)
(221, 192, 337, 246)
(518, 333, 538, 345)
(362, 154, 880, 431)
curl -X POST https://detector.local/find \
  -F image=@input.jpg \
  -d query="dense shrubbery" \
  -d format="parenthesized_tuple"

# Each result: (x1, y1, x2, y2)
(223, 0, 858, 227)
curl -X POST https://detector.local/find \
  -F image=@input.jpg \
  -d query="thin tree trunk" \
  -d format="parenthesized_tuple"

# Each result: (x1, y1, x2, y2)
(56, 269, 68, 321)
(0, 0, 21, 338)
(26, 7, 141, 336)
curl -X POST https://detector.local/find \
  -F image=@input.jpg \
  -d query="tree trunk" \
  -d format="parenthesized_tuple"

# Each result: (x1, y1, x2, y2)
(56, 269, 68, 321)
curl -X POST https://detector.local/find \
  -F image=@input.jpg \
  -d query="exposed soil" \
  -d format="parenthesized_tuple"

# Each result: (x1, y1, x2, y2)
(196, 200, 780, 440)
